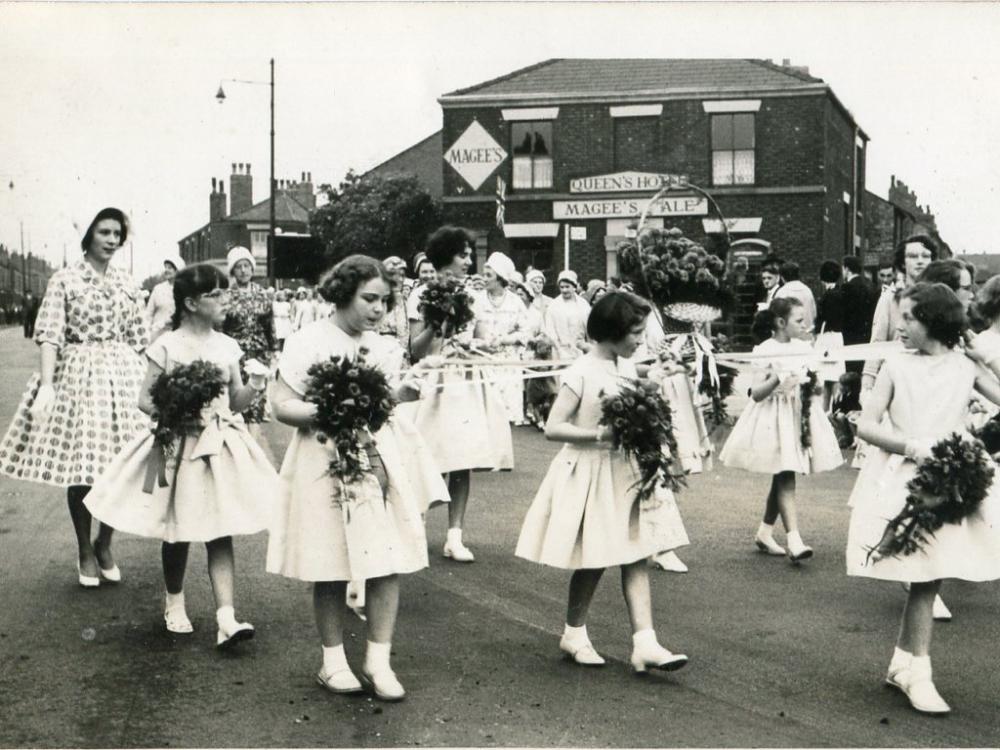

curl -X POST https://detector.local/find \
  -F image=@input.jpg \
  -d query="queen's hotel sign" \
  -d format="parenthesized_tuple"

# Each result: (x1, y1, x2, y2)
(568, 171, 688, 194)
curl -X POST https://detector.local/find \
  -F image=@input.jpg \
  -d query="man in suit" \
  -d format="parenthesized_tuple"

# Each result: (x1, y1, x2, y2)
(840, 255, 877, 372)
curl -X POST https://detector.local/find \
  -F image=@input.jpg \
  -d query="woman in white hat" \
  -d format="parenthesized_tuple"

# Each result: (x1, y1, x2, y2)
(145, 254, 185, 343)
(474, 251, 529, 424)
(543, 270, 591, 361)
(221, 246, 277, 434)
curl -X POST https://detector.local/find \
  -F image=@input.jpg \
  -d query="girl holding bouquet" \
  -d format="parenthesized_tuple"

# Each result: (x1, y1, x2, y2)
(407, 226, 513, 563)
(516, 292, 690, 674)
(719, 297, 843, 562)
(846, 282, 1000, 715)
(84, 264, 277, 648)
(267, 255, 448, 702)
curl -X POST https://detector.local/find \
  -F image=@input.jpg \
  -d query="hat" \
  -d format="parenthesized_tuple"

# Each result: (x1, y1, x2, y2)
(525, 269, 546, 285)
(485, 251, 516, 284)
(227, 246, 255, 275)
(383, 255, 406, 271)
(163, 254, 185, 272)
(514, 281, 535, 301)
(557, 269, 579, 288)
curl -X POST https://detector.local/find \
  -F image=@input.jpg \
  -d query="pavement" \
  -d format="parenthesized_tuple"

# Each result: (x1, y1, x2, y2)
(1, 326, 999, 748)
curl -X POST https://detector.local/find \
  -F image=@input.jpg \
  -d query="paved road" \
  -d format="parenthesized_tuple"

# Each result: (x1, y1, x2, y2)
(1, 327, 999, 747)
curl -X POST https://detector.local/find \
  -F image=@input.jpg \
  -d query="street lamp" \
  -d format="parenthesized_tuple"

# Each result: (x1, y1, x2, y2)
(216, 58, 276, 281)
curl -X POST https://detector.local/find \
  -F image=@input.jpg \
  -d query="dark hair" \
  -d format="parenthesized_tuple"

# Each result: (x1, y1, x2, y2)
(761, 260, 781, 276)
(975, 275, 1000, 321)
(877, 260, 895, 272)
(917, 259, 966, 292)
(585, 291, 651, 343)
(842, 256, 862, 275)
(779, 261, 800, 282)
(894, 234, 938, 272)
(425, 226, 473, 271)
(819, 260, 842, 284)
(80, 207, 129, 253)
(317, 254, 395, 310)
(171, 264, 229, 329)
(751, 297, 803, 343)
(899, 282, 965, 348)
(415, 256, 435, 275)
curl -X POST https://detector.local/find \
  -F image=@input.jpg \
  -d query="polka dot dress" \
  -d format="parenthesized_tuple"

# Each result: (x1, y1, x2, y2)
(0, 260, 149, 488)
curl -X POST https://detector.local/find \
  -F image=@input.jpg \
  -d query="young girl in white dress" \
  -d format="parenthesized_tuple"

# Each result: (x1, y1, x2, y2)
(84, 264, 277, 648)
(408, 227, 513, 563)
(719, 297, 843, 562)
(846, 282, 1000, 715)
(516, 292, 689, 673)
(267, 255, 448, 702)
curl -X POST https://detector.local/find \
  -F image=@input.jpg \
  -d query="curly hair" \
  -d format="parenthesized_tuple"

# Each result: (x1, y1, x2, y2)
(586, 291, 651, 343)
(900, 282, 965, 348)
(752, 296, 802, 343)
(894, 234, 938, 272)
(80, 207, 129, 252)
(171, 264, 229, 330)
(317, 254, 395, 310)
(917, 259, 966, 292)
(975, 275, 1000, 322)
(425, 226, 473, 271)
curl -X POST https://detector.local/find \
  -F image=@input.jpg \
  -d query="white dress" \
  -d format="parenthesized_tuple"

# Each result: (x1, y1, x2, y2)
(474, 289, 528, 423)
(84, 331, 277, 543)
(272, 300, 292, 341)
(846, 351, 1000, 582)
(719, 338, 843, 475)
(515, 355, 688, 569)
(543, 295, 590, 361)
(266, 321, 448, 582)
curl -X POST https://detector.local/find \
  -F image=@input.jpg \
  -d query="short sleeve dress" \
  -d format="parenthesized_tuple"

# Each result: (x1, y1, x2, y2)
(0, 260, 149, 487)
(266, 320, 449, 582)
(718, 337, 843, 475)
(83, 330, 277, 543)
(845, 351, 1000, 582)
(515, 354, 689, 570)
(474, 289, 528, 423)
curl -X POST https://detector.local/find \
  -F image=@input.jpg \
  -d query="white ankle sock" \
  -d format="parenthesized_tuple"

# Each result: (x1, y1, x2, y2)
(632, 628, 657, 650)
(757, 521, 776, 540)
(889, 646, 912, 671)
(216, 605, 239, 630)
(446, 528, 464, 546)
(365, 640, 392, 673)
(562, 624, 589, 643)
(322, 644, 350, 674)
(910, 654, 931, 677)
(165, 591, 185, 610)
(787, 530, 806, 547)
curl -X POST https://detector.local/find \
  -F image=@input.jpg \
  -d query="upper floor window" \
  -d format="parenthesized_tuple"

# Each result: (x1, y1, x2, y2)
(511, 122, 553, 190)
(711, 113, 755, 186)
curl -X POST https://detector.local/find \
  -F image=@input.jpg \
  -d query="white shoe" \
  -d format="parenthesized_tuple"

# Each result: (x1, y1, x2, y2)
(630, 641, 688, 673)
(559, 636, 606, 666)
(164, 602, 194, 634)
(216, 620, 255, 650)
(651, 551, 688, 573)
(786, 533, 814, 564)
(76, 562, 100, 589)
(932, 595, 952, 622)
(754, 534, 786, 557)
(360, 668, 406, 701)
(899, 662, 951, 715)
(316, 667, 363, 695)
(443, 539, 475, 563)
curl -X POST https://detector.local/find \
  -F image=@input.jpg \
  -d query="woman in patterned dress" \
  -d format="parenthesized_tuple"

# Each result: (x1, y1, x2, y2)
(220, 246, 276, 439)
(0, 207, 148, 587)
(377, 256, 411, 362)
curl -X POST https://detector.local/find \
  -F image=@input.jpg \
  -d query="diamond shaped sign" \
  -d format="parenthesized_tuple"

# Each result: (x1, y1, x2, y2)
(444, 120, 508, 191)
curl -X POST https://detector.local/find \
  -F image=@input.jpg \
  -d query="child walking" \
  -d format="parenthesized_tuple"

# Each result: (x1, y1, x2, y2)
(85, 264, 277, 647)
(515, 292, 689, 673)
(719, 298, 843, 561)
(846, 282, 1000, 714)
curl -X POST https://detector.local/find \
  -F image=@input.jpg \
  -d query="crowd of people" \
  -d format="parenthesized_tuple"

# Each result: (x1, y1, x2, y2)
(2, 208, 1000, 719)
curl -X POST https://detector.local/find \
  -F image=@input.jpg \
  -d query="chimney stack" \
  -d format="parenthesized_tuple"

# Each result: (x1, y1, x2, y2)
(230, 161, 253, 216)
(209, 177, 227, 222)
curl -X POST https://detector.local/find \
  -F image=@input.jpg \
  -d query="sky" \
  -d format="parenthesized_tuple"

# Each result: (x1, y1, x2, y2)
(1, 1, 999, 279)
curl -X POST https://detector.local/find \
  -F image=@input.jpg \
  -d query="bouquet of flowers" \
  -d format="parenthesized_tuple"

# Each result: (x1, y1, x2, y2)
(868, 433, 995, 561)
(304, 350, 397, 498)
(799, 369, 819, 449)
(973, 413, 1000, 457)
(418, 277, 475, 337)
(617, 226, 734, 323)
(599, 380, 687, 502)
(149, 360, 228, 459)
(697, 332, 736, 430)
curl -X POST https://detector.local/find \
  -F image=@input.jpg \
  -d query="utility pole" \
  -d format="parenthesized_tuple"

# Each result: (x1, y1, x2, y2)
(19, 221, 25, 296)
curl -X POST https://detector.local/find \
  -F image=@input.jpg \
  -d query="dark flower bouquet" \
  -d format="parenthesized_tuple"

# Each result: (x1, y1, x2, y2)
(304, 350, 397, 495)
(799, 369, 819, 449)
(617, 226, 734, 322)
(972, 413, 1000, 456)
(419, 277, 475, 337)
(868, 433, 995, 561)
(599, 380, 687, 503)
(149, 360, 228, 458)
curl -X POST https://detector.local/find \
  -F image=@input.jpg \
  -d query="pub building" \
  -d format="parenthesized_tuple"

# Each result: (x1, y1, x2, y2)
(371, 59, 870, 339)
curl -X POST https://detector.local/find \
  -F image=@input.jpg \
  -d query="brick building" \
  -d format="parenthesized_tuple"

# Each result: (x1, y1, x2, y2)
(421, 59, 870, 290)
(863, 175, 952, 268)
(0, 244, 54, 315)
(178, 163, 316, 276)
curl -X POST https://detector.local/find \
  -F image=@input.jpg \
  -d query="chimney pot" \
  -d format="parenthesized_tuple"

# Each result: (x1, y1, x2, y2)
(246, 164, 251, 175)
(232, 163, 237, 173)
(212, 177, 217, 192)
(782, 58, 791, 66)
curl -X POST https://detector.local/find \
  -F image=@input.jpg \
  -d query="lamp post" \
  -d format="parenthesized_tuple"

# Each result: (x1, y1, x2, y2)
(216, 58, 276, 282)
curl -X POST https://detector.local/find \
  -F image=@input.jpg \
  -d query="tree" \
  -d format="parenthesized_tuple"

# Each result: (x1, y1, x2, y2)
(310, 170, 442, 266)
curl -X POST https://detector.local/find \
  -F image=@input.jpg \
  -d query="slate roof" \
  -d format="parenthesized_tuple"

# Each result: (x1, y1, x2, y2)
(226, 192, 311, 224)
(442, 58, 824, 100)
